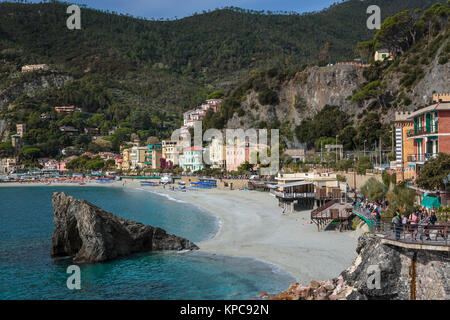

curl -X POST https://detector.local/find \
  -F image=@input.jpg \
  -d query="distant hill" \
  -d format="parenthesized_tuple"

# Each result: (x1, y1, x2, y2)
(0, 0, 444, 159)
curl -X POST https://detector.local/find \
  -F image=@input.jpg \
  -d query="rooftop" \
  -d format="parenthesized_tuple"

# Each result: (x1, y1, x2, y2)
(407, 102, 450, 119)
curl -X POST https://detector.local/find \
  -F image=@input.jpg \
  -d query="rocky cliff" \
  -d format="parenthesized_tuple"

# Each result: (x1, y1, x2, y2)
(271, 234, 449, 300)
(227, 64, 366, 129)
(0, 71, 72, 111)
(227, 37, 449, 131)
(50, 192, 198, 263)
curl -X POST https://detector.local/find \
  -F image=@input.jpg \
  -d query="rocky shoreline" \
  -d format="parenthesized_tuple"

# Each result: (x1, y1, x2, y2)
(268, 233, 449, 300)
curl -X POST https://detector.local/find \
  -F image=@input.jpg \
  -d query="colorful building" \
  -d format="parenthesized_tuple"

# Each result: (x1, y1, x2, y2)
(162, 140, 181, 166)
(406, 94, 450, 178)
(394, 111, 415, 182)
(207, 137, 226, 169)
(179, 146, 204, 172)
(145, 144, 162, 169)
(183, 99, 222, 128)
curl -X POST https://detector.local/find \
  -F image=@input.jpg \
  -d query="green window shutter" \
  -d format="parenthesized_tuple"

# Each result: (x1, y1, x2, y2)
(425, 113, 431, 132)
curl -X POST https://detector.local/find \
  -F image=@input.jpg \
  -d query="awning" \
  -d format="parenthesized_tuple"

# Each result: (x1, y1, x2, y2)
(421, 195, 441, 209)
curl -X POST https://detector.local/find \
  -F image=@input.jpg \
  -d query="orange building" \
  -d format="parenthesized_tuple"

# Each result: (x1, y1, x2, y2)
(394, 112, 415, 182)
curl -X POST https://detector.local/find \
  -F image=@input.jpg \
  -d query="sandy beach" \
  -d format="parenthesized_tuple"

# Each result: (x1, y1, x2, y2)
(0, 180, 358, 283)
(142, 185, 359, 283)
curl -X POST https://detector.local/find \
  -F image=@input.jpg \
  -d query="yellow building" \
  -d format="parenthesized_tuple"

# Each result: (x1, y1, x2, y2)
(120, 147, 132, 171)
(394, 112, 415, 182)
(374, 49, 393, 62)
(162, 140, 181, 166)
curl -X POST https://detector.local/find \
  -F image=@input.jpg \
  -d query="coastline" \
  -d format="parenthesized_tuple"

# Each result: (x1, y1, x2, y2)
(136, 183, 359, 282)
(1, 180, 358, 283)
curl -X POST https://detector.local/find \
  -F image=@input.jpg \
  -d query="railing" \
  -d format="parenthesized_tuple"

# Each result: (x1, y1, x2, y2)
(270, 189, 316, 199)
(407, 153, 438, 162)
(374, 221, 449, 247)
(311, 199, 337, 218)
(407, 125, 438, 137)
(352, 206, 377, 231)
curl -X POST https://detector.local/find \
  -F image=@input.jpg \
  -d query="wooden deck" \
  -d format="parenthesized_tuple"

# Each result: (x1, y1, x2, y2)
(311, 201, 353, 231)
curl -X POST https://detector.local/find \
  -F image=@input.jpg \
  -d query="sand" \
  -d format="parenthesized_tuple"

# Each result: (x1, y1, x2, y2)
(143, 186, 358, 283)
(0, 179, 358, 283)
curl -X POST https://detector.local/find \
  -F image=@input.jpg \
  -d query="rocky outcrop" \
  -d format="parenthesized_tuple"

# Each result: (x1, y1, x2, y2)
(50, 192, 198, 263)
(227, 64, 365, 129)
(0, 71, 72, 111)
(271, 234, 449, 300)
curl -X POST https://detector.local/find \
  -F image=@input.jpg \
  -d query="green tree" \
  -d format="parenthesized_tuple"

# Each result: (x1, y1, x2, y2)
(386, 182, 416, 217)
(356, 156, 374, 174)
(375, 10, 417, 58)
(360, 177, 385, 202)
(416, 152, 450, 191)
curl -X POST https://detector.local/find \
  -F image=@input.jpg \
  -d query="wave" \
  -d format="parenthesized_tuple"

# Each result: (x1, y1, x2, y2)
(134, 187, 188, 204)
(133, 187, 222, 240)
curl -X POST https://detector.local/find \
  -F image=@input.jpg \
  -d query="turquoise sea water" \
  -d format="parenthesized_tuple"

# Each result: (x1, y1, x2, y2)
(0, 186, 294, 299)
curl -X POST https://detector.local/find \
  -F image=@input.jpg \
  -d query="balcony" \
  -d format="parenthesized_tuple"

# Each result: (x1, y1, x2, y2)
(407, 125, 438, 138)
(407, 153, 438, 163)
(270, 189, 317, 199)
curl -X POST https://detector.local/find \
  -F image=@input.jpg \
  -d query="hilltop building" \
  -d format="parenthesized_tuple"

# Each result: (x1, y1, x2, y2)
(16, 124, 26, 137)
(183, 99, 222, 128)
(54, 106, 81, 114)
(374, 49, 393, 62)
(21, 64, 49, 72)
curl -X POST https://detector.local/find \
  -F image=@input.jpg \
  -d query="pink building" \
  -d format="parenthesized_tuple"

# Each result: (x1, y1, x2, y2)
(183, 99, 223, 128)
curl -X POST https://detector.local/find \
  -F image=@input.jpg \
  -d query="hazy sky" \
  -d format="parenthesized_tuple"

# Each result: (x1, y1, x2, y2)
(15, 0, 341, 19)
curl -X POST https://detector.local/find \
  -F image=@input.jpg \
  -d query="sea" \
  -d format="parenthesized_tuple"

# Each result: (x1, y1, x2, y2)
(0, 186, 294, 299)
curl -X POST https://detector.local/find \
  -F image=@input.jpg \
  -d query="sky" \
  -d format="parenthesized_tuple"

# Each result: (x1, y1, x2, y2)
(12, 0, 342, 19)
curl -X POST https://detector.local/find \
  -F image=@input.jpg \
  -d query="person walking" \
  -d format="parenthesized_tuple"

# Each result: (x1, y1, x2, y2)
(392, 213, 402, 240)
(409, 211, 419, 241)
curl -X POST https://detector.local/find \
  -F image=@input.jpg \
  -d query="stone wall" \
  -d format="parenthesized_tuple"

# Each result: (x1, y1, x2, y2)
(216, 179, 249, 190)
(336, 171, 383, 190)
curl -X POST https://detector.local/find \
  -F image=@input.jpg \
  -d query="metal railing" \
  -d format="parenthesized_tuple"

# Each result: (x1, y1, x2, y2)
(270, 189, 317, 199)
(407, 153, 438, 163)
(374, 221, 449, 247)
(407, 125, 438, 137)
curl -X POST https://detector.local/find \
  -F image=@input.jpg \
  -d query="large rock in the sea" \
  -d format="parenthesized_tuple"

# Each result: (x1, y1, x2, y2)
(50, 192, 198, 263)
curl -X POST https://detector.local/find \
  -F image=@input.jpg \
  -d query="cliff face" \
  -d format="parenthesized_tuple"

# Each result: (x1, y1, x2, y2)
(272, 234, 449, 300)
(51, 192, 198, 263)
(227, 64, 365, 129)
(0, 71, 72, 111)
(227, 39, 449, 131)
(341, 234, 449, 300)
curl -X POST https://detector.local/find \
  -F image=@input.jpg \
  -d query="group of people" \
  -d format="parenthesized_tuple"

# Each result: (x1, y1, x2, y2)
(392, 208, 440, 241)
(353, 198, 445, 242)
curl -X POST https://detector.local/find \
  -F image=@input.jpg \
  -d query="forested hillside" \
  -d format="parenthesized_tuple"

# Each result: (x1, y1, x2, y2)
(0, 0, 445, 161)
